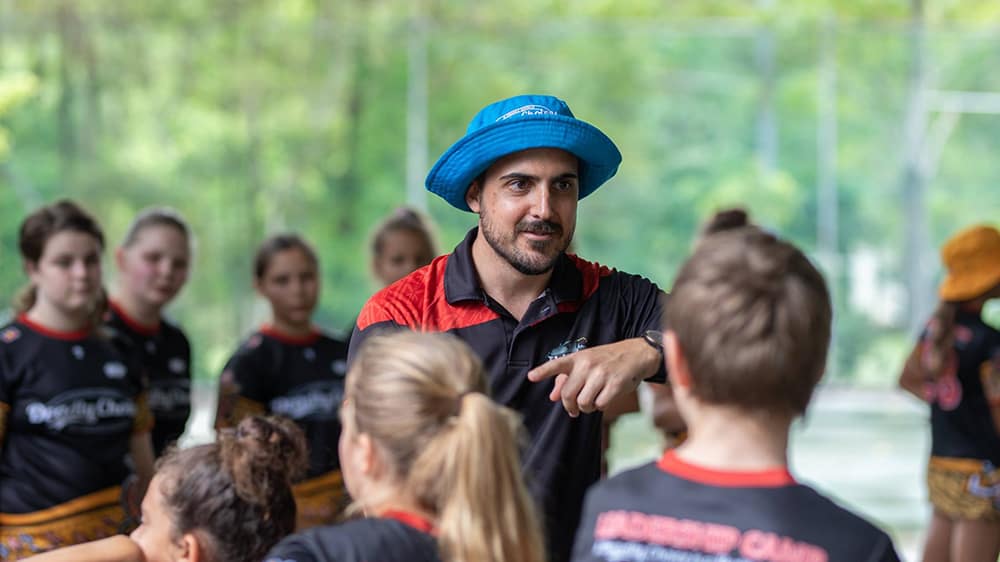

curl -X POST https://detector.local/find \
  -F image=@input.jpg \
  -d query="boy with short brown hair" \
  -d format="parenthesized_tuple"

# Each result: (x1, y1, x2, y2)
(572, 210, 901, 562)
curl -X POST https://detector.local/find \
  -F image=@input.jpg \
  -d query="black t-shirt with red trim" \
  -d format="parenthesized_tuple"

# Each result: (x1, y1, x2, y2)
(917, 309, 1000, 464)
(0, 316, 146, 514)
(216, 327, 348, 478)
(105, 302, 192, 456)
(263, 511, 441, 562)
(350, 228, 666, 562)
(572, 450, 900, 562)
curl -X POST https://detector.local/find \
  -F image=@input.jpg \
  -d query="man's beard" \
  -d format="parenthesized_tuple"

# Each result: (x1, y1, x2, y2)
(480, 214, 571, 276)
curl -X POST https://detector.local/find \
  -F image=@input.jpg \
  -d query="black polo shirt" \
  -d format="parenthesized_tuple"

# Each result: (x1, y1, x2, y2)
(216, 327, 349, 478)
(105, 301, 192, 456)
(0, 315, 149, 514)
(350, 228, 666, 562)
(572, 450, 901, 562)
(264, 512, 441, 562)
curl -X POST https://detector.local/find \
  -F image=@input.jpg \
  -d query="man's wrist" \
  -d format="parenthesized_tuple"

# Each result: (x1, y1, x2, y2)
(639, 330, 664, 378)
(641, 329, 664, 355)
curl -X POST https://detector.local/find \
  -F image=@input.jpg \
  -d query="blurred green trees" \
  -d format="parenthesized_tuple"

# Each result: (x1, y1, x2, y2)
(1, 1, 998, 382)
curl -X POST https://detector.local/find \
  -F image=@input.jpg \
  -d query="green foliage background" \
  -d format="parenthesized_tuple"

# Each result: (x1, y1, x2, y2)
(1, 1, 998, 382)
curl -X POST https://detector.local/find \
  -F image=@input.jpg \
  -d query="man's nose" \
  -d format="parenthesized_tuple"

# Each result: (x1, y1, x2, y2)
(530, 186, 555, 219)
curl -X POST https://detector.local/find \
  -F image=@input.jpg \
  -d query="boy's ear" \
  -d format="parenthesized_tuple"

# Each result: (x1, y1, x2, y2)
(664, 331, 692, 390)
(178, 533, 201, 562)
(114, 247, 126, 270)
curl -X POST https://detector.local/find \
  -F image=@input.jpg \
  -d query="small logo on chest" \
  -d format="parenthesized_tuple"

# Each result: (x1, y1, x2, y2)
(168, 357, 187, 374)
(1, 327, 21, 343)
(331, 359, 347, 376)
(104, 361, 127, 379)
(72, 345, 85, 360)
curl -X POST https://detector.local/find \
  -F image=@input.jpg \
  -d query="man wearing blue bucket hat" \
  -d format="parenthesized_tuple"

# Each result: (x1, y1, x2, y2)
(350, 94, 667, 562)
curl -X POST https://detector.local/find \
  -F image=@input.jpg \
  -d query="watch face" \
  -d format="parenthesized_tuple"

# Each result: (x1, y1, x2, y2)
(643, 330, 665, 350)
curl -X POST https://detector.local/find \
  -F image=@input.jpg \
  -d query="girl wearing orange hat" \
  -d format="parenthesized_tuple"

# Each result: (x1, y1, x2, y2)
(899, 224, 1000, 562)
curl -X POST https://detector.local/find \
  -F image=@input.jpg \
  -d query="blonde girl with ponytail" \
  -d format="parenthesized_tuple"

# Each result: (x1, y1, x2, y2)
(265, 331, 547, 562)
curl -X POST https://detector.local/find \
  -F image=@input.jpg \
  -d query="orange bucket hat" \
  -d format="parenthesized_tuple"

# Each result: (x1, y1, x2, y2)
(938, 224, 1000, 301)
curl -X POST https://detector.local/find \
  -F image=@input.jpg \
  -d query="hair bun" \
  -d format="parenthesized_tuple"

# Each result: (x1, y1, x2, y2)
(701, 208, 750, 237)
(220, 416, 307, 509)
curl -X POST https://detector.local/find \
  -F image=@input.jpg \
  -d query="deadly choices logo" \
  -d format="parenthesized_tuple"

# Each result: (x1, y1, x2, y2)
(269, 380, 344, 421)
(24, 388, 136, 434)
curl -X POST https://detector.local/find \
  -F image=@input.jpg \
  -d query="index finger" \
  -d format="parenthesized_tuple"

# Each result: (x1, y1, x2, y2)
(527, 355, 572, 382)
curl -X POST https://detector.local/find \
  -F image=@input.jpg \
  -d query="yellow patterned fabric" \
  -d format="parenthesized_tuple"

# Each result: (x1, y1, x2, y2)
(927, 456, 1000, 521)
(0, 486, 124, 560)
(293, 470, 347, 530)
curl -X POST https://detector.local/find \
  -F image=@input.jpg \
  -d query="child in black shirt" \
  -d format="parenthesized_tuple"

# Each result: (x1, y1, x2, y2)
(0, 200, 155, 559)
(106, 207, 193, 457)
(215, 234, 349, 529)
(572, 209, 901, 562)
(898, 224, 1000, 562)
(265, 331, 546, 562)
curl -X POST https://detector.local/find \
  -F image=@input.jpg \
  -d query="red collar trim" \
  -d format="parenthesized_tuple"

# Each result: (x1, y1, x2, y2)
(657, 450, 796, 488)
(109, 300, 160, 336)
(259, 325, 321, 345)
(381, 510, 437, 535)
(18, 314, 91, 341)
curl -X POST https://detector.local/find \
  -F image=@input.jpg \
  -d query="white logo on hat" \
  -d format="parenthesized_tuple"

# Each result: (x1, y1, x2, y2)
(496, 104, 557, 122)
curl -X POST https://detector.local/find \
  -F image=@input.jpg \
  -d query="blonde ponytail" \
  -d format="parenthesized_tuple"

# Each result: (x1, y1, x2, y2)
(347, 332, 547, 562)
(409, 392, 545, 562)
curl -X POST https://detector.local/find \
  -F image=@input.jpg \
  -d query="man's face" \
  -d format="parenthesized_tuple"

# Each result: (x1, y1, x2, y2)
(466, 147, 579, 276)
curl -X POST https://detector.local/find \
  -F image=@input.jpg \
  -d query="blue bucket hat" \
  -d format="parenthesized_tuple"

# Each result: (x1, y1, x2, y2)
(425, 94, 622, 212)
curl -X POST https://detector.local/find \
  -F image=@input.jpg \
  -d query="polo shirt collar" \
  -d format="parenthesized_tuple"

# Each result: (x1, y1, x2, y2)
(444, 227, 583, 305)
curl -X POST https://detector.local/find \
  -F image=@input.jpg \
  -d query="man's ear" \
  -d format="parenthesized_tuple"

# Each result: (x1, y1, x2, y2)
(664, 331, 692, 390)
(465, 181, 482, 213)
